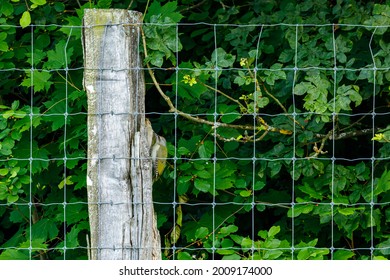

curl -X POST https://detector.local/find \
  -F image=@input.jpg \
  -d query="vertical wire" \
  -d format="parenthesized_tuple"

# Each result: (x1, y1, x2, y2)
(368, 27, 378, 260)
(62, 26, 73, 260)
(172, 23, 180, 259)
(252, 24, 264, 260)
(331, 23, 338, 260)
(212, 23, 218, 260)
(290, 24, 299, 260)
(134, 23, 140, 137)
(28, 24, 34, 260)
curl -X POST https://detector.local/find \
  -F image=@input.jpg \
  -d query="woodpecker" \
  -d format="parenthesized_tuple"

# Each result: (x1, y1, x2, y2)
(146, 119, 167, 182)
(151, 134, 167, 181)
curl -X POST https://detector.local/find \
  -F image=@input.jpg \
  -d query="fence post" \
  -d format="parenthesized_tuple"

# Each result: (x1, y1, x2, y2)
(83, 9, 161, 260)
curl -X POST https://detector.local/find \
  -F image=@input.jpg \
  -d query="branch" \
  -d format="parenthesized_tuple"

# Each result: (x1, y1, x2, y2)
(315, 128, 379, 141)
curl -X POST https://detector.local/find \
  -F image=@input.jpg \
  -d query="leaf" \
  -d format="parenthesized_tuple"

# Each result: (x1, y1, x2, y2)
(176, 64, 208, 99)
(12, 139, 49, 173)
(177, 252, 192, 260)
(42, 98, 67, 131)
(198, 141, 213, 159)
(294, 82, 312, 95)
(241, 237, 253, 250)
(376, 169, 390, 193)
(288, 204, 314, 218)
(256, 96, 269, 108)
(177, 146, 191, 156)
(59, 16, 82, 39)
(264, 64, 286, 85)
(194, 178, 211, 193)
(58, 176, 73, 189)
(216, 249, 235, 255)
(65, 225, 80, 248)
(222, 254, 241, 260)
(30, 218, 59, 240)
(268, 226, 281, 237)
(294, 74, 331, 114)
(145, 1, 183, 23)
(338, 207, 356, 216)
(216, 127, 241, 139)
(297, 248, 311, 260)
(221, 112, 241, 123)
(333, 250, 355, 260)
(7, 194, 19, 204)
(21, 70, 52, 92)
(64, 203, 87, 224)
(0, 169, 8, 176)
(177, 177, 191, 195)
(20, 11, 31, 28)
(0, 249, 28, 260)
(97, 0, 112, 8)
(377, 239, 390, 255)
(334, 176, 347, 193)
(254, 181, 265, 191)
(363, 4, 390, 35)
(195, 227, 209, 239)
(31, 0, 46, 6)
(0, 1, 13, 17)
(264, 250, 283, 259)
(211, 48, 236, 68)
(334, 85, 362, 112)
(44, 40, 74, 69)
(298, 182, 323, 199)
(0, 33, 8, 51)
(0, 137, 15, 155)
(239, 190, 252, 197)
(264, 238, 281, 249)
(195, 170, 212, 179)
(215, 178, 234, 190)
(0, 128, 10, 140)
(231, 234, 243, 244)
(268, 161, 282, 177)
(170, 224, 181, 244)
(220, 225, 238, 235)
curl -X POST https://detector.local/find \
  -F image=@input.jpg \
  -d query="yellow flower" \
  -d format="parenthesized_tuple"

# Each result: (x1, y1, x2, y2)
(240, 58, 248, 67)
(182, 75, 197, 86)
(372, 133, 384, 141)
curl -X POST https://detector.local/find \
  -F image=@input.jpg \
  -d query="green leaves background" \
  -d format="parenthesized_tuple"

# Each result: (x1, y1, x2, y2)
(0, 0, 390, 260)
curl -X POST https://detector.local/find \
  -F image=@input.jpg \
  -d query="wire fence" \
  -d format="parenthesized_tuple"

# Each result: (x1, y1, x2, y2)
(0, 21, 390, 260)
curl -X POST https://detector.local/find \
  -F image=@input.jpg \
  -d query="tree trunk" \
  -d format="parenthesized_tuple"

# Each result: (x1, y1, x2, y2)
(83, 9, 161, 260)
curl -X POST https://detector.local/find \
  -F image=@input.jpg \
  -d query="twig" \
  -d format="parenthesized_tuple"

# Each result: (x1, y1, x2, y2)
(199, 81, 246, 112)
(261, 83, 305, 130)
(127, 0, 134, 10)
(179, 0, 208, 13)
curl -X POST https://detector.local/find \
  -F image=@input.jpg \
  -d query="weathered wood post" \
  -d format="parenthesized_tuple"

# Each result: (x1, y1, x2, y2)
(83, 9, 161, 260)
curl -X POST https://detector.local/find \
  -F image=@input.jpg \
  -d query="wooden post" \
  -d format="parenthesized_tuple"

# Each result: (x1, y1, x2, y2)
(83, 9, 161, 260)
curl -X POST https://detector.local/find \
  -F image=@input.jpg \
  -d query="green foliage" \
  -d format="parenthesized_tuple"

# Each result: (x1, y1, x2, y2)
(1, 0, 389, 260)
(0, 0, 87, 259)
(150, 0, 390, 261)
(143, 1, 183, 67)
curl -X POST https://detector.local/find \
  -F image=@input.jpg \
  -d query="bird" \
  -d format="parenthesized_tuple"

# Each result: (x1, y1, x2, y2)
(146, 118, 167, 182)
